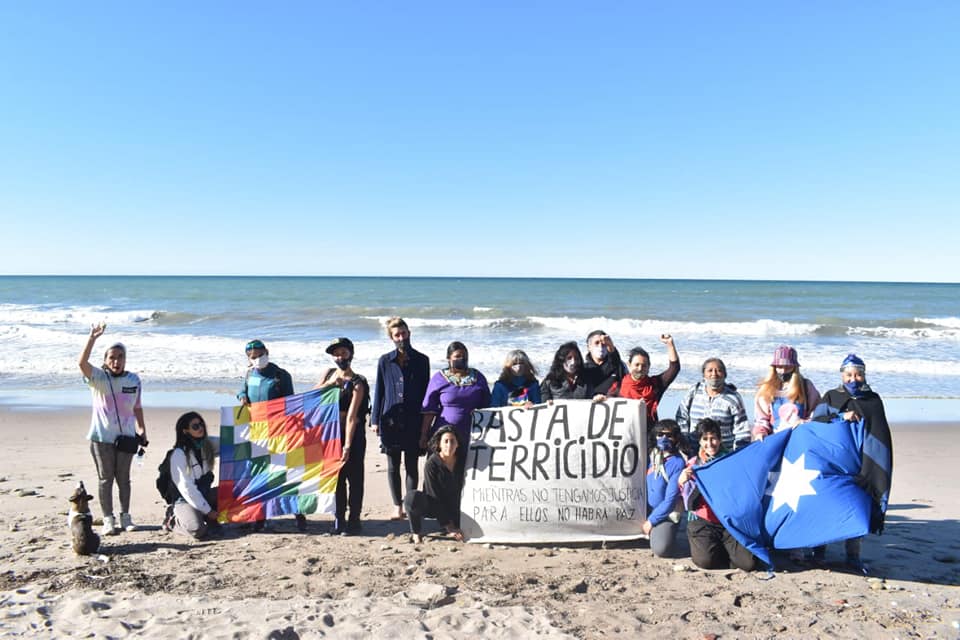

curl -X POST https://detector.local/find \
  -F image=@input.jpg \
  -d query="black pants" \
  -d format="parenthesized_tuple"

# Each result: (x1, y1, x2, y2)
(387, 448, 420, 507)
(687, 516, 757, 571)
(404, 490, 451, 535)
(336, 437, 365, 524)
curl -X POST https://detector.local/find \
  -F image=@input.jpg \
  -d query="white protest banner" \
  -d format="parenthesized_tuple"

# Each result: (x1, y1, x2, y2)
(461, 399, 648, 543)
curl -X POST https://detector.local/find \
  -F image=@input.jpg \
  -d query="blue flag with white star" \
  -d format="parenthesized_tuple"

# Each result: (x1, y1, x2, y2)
(694, 417, 872, 566)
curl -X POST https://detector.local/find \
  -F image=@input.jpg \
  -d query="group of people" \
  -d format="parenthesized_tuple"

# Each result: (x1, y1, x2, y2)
(644, 346, 890, 574)
(80, 319, 889, 573)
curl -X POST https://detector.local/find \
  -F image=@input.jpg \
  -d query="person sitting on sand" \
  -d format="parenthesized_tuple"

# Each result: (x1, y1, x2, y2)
(404, 426, 465, 544)
(809, 353, 893, 573)
(164, 411, 218, 540)
(491, 349, 542, 407)
(643, 419, 686, 558)
(679, 418, 757, 571)
(540, 342, 589, 401)
(676, 357, 750, 454)
(371, 317, 430, 521)
(607, 335, 680, 425)
(315, 337, 369, 536)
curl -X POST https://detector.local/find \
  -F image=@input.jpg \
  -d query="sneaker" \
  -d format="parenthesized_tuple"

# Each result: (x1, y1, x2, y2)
(101, 515, 119, 536)
(295, 514, 307, 532)
(120, 513, 136, 532)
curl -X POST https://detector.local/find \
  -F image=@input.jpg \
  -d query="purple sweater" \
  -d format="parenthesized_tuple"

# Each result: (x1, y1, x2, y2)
(422, 369, 491, 443)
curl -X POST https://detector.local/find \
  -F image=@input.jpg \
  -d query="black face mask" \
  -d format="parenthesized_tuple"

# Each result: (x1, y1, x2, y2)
(335, 358, 352, 370)
(778, 370, 794, 383)
(450, 358, 467, 371)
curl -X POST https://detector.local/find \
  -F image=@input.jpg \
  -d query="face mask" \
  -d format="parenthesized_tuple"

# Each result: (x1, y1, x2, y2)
(705, 376, 725, 390)
(250, 355, 269, 370)
(450, 358, 467, 371)
(563, 358, 578, 374)
(843, 380, 864, 397)
(510, 364, 524, 376)
(778, 370, 793, 383)
(590, 345, 608, 361)
(335, 358, 352, 370)
(656, 436, 674, 453)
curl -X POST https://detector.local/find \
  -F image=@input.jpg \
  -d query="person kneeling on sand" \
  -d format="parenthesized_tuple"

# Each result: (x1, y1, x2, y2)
(163, 412, 219, 540)
(679, 418, 757, 571)
(404, 426, 464, 544)
(643, 419, 686, 557)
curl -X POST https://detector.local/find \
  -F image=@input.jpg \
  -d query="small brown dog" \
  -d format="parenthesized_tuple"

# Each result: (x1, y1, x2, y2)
(68, 481, 100, 555)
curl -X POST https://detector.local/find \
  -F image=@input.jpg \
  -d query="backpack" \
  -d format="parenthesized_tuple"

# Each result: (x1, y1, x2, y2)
(156, 448, 182, 505)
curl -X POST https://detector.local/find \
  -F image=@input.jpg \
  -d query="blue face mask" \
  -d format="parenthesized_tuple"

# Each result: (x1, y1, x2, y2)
(656, 436, 674, 453)
(843, 380, 864, 397)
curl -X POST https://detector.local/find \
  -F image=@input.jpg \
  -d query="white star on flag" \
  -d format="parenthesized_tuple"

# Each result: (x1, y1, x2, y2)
(765, 453, 820, 512)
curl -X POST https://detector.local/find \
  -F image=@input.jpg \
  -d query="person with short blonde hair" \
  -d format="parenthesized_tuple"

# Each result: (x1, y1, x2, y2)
(371, 317, 430, 520)
(491, 349, 541, 407)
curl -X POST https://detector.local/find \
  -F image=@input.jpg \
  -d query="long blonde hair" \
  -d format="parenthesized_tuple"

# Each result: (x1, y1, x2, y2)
(757, 366, 809, 408)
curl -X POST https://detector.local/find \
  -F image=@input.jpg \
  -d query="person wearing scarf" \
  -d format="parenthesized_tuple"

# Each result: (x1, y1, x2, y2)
(643, 420, 686, 557)
(166, 411, 218, 540)
(810, 353, 893, 573)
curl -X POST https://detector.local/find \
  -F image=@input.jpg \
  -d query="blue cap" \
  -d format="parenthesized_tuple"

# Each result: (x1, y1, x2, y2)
(840, 353, 865, 371)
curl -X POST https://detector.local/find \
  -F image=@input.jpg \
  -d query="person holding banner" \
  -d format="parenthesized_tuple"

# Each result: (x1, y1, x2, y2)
(238, 339, 298, 531)
(237, 339, 294, 406)
(679, 418, 758, 571)
(420, 342, 491, 456)
(404, 426, 465, 543)
(163, 411, 218, 540)
(491, 349, 542, 407)
(608, 335, 680, 425)
(540, 342, 590, 401)
(371, 317, 431, 521)
(809, 353, 893, 573)
(643, 420, 685, 557)
(752, 345, 821, 441)
(316, 337, 369, 536)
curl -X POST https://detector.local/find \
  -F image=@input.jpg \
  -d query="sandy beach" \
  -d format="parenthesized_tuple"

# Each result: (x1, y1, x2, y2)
(1, 405, 958, 639)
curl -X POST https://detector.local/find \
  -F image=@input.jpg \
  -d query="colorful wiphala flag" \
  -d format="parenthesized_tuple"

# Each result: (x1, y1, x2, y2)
(217, 388, 343, 523)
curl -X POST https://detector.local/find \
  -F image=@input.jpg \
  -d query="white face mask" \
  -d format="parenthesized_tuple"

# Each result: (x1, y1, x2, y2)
(590, 344, 608, 361)
(250, 355, 269, 369)
(705, 376, 725, 390)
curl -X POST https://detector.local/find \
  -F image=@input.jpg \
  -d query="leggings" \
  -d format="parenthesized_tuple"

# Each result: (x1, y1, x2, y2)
(89, 441, 134, 518)
(386, 448, 420, 507)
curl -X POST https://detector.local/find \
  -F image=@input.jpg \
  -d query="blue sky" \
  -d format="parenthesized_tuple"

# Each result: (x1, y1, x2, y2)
(1, 2, 957, 282)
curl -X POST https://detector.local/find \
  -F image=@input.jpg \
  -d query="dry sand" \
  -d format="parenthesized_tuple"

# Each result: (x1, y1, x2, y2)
(1, 406, 958, 639)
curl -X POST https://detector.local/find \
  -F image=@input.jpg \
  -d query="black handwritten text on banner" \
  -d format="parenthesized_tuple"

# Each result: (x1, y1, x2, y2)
(462, 399, 648, 543)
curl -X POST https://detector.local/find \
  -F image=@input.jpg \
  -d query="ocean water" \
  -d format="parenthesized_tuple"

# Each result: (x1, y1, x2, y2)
(1, 276, 958, 417)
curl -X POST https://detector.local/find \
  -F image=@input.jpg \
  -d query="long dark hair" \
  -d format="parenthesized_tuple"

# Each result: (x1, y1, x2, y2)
(174, 411, 215, 467)
(545, 341, 583, 384)
(428, 425, 461, 455)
